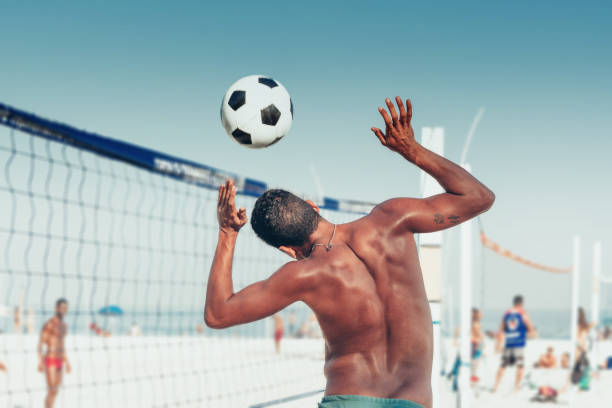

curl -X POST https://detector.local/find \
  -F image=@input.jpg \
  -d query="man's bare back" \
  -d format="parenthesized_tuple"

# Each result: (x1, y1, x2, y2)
(205, 97, 494, 408)
(301, 214, 432, 404)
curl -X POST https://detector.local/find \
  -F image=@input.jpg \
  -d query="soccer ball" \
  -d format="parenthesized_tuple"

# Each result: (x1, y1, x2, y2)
(220, 75, 293, 148)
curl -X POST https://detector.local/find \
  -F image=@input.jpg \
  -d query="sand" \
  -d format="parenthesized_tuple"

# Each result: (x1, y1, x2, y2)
(1, 335, 611, 407)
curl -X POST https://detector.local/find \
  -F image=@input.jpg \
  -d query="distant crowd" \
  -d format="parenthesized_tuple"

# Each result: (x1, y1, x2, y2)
(463, 294, 612, 403)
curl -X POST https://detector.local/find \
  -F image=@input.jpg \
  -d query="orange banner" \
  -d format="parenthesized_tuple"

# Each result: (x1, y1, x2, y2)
(480, 232, 572, 274)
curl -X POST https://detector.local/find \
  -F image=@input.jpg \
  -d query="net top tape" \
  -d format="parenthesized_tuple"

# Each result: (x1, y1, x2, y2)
(0, 102, 374, 214)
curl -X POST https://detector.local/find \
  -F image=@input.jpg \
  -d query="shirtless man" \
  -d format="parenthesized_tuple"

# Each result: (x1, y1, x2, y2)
(535, 346, 557, 369)
(38, 298, 71, 408)
(204, 97, 495, 408)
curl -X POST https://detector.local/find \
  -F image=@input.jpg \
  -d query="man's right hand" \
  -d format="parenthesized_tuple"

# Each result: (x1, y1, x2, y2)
(38, 360, 44, 372)
(217, 179, 247, 233)
(371, 97, 419, 159)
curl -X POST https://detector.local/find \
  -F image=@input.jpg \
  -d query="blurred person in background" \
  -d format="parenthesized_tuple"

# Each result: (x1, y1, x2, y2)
(273, 314, 284, 354)
(576, 307, 596, 359)
(471, 308, 485, 383)
(493, 295, 537, 392)
(38, 298, 71, 408)
(534, 346, 557, 369)
(26, 308, 35, 334)
(13, 305, 22, 333)
(561, 352, 571, 369)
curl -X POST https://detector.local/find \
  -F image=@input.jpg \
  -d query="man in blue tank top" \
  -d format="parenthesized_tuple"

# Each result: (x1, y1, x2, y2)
(493, 295, 536, 392)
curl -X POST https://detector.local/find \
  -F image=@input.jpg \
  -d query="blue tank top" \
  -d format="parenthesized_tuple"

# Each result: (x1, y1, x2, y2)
(504, 310, 527, 348)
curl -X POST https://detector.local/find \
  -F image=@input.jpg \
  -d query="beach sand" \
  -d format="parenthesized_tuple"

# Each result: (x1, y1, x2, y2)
(1, 335, 611, 407)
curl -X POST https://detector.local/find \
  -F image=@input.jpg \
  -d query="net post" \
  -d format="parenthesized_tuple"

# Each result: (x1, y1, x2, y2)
(419, 127, 444, 408)
(592, 241, 601, 329)
(591, 241, 602, 366)
(457, 164, 472, 408)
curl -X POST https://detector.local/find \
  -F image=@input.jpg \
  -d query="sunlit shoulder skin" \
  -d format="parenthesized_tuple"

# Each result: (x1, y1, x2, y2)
(204, 96, 494, 408)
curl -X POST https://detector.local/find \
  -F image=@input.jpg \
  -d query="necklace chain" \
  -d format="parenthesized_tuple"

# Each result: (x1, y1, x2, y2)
(309, 224, 336, 255)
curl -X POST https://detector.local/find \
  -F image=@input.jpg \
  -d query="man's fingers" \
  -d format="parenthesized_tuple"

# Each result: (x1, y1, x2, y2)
(221, 184, 228, 206)
(406, 99, 412, 125)
(225, 180, 234, 205)
(378, 107, 393, 128)
(218, 185, 225, 206)
(385, 98, 399, 125)
(229, 185, 237, 207)
(221, 180, 231, 206)
(396, 96, 407, 124)
(371, 127, 386, 145)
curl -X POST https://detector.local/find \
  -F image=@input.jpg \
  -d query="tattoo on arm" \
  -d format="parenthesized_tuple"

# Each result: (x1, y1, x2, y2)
(433, 214, 461, 225)
(448, 215, 460, 224)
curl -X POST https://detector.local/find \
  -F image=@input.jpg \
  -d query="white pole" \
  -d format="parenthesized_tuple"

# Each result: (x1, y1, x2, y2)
(420, 127, 444, 408)
(592, 241, 602, 368)
(592, 241, 602, 327)
(569, 236, 581, 366)
(458, 173, 473, 408)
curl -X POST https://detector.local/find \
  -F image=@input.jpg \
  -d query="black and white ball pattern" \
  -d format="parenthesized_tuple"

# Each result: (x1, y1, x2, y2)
(220, 75, 293, 148)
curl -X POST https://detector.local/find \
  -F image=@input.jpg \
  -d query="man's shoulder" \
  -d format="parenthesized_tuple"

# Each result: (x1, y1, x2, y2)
(42, 318, 55, 331)
(274, 259, 321, 287)
(371, 197, 419, 213)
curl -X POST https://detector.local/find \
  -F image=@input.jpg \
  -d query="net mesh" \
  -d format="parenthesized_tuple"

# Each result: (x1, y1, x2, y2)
(0, 106, 366, 407)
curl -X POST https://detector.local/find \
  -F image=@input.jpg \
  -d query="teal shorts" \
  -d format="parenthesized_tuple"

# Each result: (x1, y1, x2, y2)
(318, 395, 424, 408)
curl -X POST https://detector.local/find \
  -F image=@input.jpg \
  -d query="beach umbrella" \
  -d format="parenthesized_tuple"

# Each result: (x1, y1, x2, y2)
(98, 305, 124, 316)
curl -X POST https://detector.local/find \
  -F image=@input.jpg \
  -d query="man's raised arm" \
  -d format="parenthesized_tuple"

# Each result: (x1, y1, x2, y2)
(371, 96, 495, 233)
(204, 179, 314, 329)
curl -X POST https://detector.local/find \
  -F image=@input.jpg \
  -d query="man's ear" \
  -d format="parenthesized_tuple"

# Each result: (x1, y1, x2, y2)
(305, 200, 320, 214)
(279, 246, 297, 259)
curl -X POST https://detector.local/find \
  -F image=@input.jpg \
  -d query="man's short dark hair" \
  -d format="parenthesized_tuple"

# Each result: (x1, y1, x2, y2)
(56, 298, 68, 307)
(513, 295, 523, 306)
(251, 189, 321, 248)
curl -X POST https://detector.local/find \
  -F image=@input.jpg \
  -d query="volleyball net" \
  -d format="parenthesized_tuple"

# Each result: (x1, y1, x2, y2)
(0, 103, 373, 407)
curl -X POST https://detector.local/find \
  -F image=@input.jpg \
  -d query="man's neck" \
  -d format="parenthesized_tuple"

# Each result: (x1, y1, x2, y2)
(307, 220, 336, 248)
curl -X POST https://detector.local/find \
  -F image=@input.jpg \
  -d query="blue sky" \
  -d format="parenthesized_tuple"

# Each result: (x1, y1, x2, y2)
(1, 1, 611, 315)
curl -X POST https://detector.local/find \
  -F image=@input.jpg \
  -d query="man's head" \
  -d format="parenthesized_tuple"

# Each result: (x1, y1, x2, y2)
(546, 346, 554, 355)
(55, 298, 68, 318)
(513, 295, 523, 307)
(251, 189, 321, 258)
